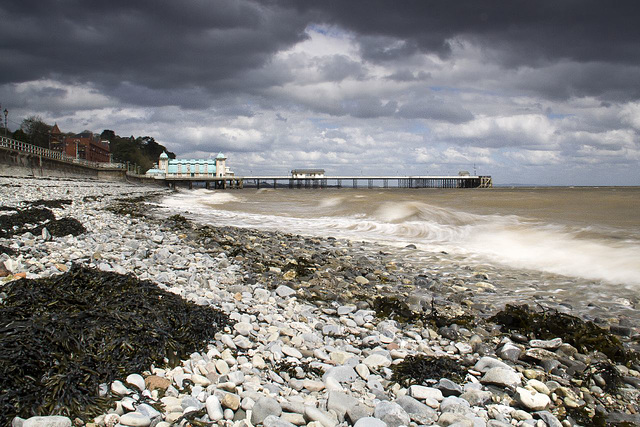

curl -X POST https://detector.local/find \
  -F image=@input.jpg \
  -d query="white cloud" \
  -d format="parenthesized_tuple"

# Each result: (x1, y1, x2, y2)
(504, 150, 562, 165)
(619, 102, 640, 130)
(12, 79, 114, 111)
(434, 114, 557, 148)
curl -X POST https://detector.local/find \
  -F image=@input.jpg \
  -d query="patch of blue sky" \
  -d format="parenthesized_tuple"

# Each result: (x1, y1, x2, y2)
(408, 122, 431, 135)
(306, 24, 348, 38)
(546, 113, 573, 119)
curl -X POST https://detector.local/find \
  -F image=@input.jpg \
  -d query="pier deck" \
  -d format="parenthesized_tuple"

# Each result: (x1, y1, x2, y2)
(163, 175, 492, 189)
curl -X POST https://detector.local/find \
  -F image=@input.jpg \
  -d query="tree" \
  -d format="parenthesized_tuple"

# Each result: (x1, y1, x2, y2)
(100, 129, 116, 141)
(107, 132, 174, 173)
(11, 129, 28, 142)
(20, 116, 52, 148)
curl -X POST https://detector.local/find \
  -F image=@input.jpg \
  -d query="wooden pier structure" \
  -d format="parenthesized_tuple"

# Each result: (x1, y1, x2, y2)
(164, 175, 492, 189)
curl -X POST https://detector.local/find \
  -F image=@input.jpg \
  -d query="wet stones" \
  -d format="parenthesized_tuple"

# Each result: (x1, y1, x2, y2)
(251, 397, 282, 425)
(2, 177, 639, 427)
(480, 368, 522, 388)
(514, 387, 550, 411)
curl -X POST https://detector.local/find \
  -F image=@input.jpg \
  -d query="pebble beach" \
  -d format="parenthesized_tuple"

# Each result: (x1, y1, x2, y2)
(1, 176, 639, 427)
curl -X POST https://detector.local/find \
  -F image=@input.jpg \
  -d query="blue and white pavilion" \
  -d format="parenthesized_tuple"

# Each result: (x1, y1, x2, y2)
(146, 152, 233, 178)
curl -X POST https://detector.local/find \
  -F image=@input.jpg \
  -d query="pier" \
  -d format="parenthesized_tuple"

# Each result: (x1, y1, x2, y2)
(0, 136, 492, 189)
(164, 175, 492, 189)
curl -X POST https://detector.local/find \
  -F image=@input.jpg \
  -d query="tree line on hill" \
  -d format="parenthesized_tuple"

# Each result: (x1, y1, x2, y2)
(11, 115, 175, 172)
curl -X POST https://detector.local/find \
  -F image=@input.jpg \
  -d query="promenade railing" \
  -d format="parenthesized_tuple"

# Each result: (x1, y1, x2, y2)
(0, 135, 126, 169)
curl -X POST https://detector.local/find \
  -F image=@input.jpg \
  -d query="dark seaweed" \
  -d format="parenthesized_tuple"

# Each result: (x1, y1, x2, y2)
(0, 265, 231, 425)
(373, 295, 475, 328)
(392, 355, 467, 387)
(0, 208, 56, 237)
(565, 406, 606, 427)
(423, 298, 475, 328)
(275, 360, 324, 379)
(31, 218, 86, 237)
(373, 296, 417, 323)
(27, 199, 72, 209)
(490, 304, 630, 364)
(0, 245, 16, 256)
(583, 362, 623, 393)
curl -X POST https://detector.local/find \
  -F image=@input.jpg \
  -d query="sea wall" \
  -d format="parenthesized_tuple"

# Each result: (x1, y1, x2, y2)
(0, 147, 127, 180)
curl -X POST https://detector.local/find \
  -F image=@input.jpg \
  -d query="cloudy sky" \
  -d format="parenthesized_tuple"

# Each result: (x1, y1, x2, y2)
(2, 0, 639, 184)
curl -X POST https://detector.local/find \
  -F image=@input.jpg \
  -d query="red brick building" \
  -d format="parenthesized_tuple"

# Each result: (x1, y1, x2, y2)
(50, 126, 110, 162)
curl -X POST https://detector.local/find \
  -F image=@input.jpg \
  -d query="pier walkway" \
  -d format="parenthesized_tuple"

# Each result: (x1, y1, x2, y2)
(164, 175, 492, 189)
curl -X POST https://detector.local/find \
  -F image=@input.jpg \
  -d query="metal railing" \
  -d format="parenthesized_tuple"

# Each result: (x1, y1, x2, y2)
(0, 135, 126, 169)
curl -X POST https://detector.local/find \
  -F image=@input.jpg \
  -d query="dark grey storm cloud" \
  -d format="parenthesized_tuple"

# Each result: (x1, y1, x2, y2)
(0, 0, 310, 99)
(3, 0, 640, 109)
(284, 0, 640, 65)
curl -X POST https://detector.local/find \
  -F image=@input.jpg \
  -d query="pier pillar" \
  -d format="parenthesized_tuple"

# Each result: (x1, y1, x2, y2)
(337, 179, 342, 188)
(353, 179, 358, 188)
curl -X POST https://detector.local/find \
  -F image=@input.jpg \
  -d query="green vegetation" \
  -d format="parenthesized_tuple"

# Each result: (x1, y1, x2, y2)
(100, 130, 175, 173)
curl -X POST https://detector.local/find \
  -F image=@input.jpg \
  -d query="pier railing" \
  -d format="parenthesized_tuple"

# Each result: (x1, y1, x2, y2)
(163, 174, 492, 189)
(241, 175, 492, 189)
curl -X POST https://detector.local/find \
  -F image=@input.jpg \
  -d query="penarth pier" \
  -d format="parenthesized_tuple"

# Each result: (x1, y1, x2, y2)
(164, 174, 492, 189)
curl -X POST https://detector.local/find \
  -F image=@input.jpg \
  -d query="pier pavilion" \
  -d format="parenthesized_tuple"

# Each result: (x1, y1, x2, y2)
(146, 152, 240, 188)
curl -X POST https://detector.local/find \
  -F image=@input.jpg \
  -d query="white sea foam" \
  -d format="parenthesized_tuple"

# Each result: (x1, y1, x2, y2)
(161, 191, 640, 287)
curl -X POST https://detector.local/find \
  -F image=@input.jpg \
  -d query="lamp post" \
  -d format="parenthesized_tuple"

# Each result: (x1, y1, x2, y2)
(3, 109, 7, 137)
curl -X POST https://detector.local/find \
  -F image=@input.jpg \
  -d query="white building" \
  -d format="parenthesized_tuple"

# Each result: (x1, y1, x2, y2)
(291, 169, 325, 178)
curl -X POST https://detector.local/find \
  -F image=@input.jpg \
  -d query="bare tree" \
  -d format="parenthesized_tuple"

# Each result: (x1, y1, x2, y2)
(20, 115, 52, 148)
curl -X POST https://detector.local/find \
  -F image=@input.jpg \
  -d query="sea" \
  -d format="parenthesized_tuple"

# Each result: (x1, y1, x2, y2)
(158, 186, 640, 321)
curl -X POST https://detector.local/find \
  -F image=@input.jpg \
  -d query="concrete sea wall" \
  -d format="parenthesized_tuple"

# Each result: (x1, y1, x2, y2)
(0, 148, 127, 181)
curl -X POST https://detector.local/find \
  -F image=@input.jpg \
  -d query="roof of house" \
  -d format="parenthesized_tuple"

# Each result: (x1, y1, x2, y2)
(159, 152, 169, 159)
(291, 169, 325, 174)
(216, 152, 227, 159)
(50, 123, 62, 135)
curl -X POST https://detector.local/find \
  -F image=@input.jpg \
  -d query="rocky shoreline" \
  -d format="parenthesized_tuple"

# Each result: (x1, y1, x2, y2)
(1, 176, 639, 427)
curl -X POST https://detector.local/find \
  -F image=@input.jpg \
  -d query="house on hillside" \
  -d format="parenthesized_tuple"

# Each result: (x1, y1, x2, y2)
(146, 152, 234, 178)
(49, 125, 110, 162)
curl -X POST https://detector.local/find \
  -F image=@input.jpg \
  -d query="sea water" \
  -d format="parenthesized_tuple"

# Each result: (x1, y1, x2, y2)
(159, 187, 640, 320)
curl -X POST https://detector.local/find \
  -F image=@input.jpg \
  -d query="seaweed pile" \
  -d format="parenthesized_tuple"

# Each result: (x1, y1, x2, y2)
(0, 206, 85, 238)
(490, 304, 631, 364)
(26, 199, 73, 209)
(372, 296, 416, 323)
(0, 265, 231, 424)
(0, 208, 55, 237)
(392, 355, 468, 387)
